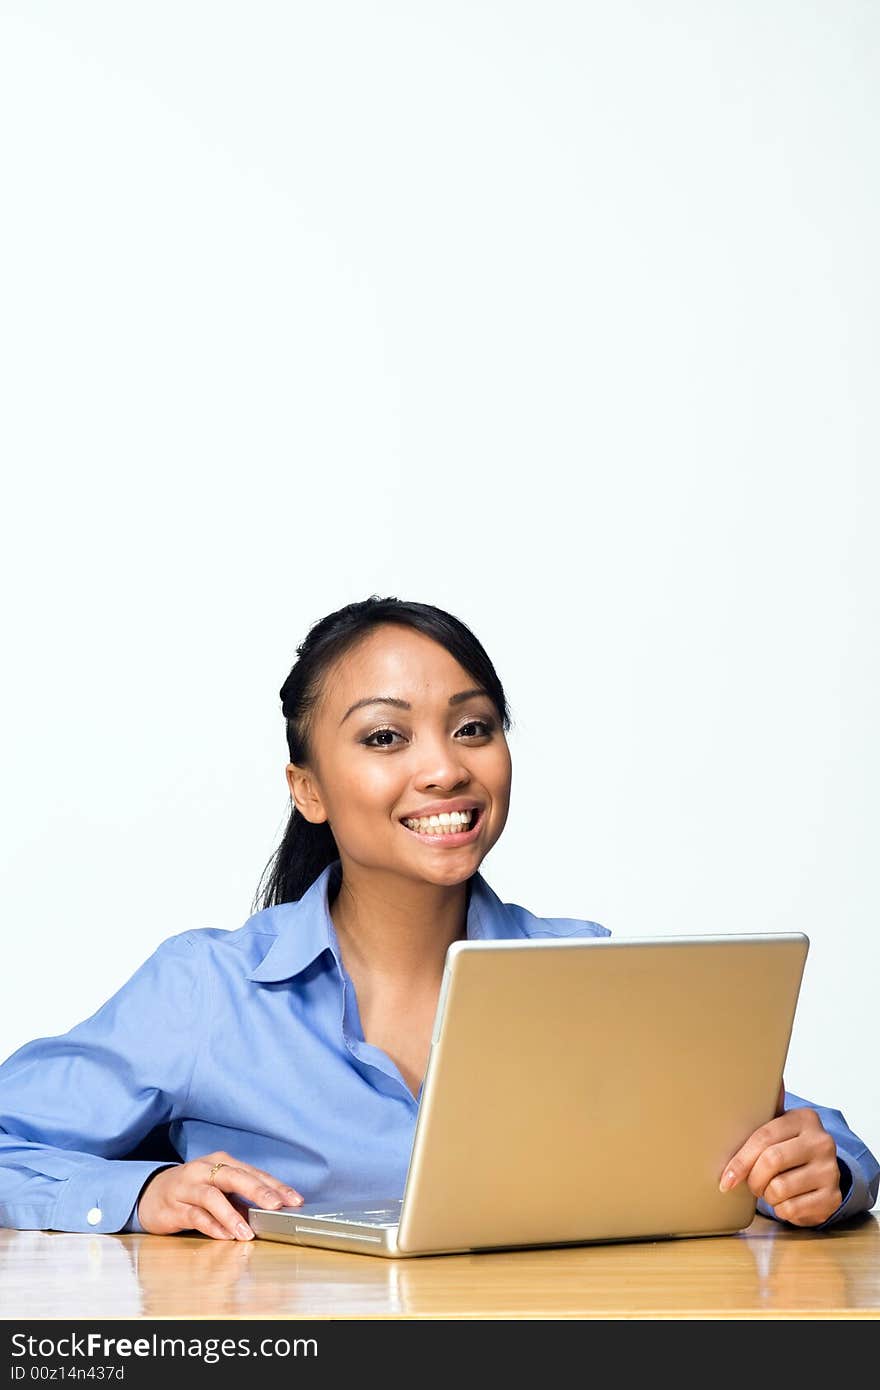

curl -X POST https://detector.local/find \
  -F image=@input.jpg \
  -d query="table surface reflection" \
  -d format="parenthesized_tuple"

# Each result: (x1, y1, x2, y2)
(2, 1214, 878, 1320)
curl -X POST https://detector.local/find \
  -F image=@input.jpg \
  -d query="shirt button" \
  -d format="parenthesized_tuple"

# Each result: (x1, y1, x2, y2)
(86, 1207, 102, 1226)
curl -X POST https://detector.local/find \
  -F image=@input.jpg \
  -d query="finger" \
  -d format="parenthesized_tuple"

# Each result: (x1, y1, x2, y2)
(762, 1161, 814, 1208)
(773, 1187, 841, 1227)
(208, 1163, 304, 1211)
(196, 1186, 258, 1240)
(719, 1112, 803, 1191)
(763, 1150, 841, 1209)
(232, 1165, 305, 1206)
(741, 1120, 838, 1201)
(178, 1201, 241, 1242)
(736, 1134, 820, 1200)
(203, 1158, 304, 1206)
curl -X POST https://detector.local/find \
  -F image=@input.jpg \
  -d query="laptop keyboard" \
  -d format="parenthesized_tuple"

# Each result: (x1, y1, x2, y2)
(300, 1199, 403, 1228)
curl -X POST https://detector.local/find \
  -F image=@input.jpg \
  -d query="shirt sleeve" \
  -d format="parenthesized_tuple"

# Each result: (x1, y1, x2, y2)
(755, 1087, 880, 1229)
(0, 932, 203, 1234)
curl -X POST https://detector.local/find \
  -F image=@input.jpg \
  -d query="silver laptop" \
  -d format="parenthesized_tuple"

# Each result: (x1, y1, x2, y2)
(249, 932, 809, 1257)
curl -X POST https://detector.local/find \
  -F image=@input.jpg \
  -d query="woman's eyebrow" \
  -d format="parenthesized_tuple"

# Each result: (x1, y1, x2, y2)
(339, 688, 489, 726)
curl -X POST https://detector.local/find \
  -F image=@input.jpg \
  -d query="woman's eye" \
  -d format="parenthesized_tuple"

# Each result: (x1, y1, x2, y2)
(362, 728, 402, 748)
(361, 719, 494, 749)
(458, 719, 493, 738)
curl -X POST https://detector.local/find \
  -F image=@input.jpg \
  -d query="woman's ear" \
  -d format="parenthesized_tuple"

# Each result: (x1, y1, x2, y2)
(286, 762, 328, 824)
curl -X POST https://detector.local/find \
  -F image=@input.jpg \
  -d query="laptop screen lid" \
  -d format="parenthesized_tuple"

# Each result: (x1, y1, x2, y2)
(396, 932, 809, 1254)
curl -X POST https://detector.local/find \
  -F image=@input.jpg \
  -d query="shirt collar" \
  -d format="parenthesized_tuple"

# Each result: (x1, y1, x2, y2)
(246, 858, 524, 984)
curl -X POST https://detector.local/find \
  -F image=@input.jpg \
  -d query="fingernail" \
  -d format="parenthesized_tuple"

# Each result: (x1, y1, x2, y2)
(719, 1170, 736, 1193)
(286, 1189, 303, 1205)
(265, 1194, 283, 1208)
(236, 1221, 254, 1240)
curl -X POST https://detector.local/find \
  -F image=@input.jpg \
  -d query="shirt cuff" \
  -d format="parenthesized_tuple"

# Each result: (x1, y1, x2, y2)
(120, 1205, 144, 1234)
(50, 1159, 180, 1234)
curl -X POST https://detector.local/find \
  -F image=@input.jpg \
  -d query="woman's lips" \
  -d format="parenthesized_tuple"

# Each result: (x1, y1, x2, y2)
(399, 808, 483, 846)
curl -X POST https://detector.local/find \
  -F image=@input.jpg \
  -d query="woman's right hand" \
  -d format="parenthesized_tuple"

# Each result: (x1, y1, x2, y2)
(136, 1152, 304, 1239)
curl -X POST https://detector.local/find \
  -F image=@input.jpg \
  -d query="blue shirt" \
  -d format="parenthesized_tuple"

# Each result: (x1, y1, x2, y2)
(0, 860, 877, 1236)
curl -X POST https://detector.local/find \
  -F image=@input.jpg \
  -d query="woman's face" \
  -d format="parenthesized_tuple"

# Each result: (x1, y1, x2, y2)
(287, 624, 512, 886)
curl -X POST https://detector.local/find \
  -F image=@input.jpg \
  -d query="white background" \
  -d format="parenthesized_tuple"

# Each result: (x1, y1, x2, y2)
(1, 3, 877, 1163)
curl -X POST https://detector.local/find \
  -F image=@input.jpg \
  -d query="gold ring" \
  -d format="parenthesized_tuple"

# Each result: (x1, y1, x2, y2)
(208, 1161, 227, 1185)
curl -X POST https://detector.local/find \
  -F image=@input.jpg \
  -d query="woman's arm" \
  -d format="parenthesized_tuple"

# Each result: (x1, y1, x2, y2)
(0, 933, 202, 1233)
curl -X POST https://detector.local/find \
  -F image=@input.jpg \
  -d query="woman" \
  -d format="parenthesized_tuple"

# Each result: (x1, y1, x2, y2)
(0, 596, 877, 1241)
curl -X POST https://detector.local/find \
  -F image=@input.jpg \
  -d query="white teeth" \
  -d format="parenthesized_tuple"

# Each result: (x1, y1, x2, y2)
(402, 808, 477, 834)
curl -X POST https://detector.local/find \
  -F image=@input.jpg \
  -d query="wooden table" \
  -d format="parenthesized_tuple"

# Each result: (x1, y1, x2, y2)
(2, 1214, 878, 1320)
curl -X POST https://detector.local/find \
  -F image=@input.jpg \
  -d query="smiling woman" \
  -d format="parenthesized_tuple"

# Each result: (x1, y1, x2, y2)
(253, 595, 514, 910)
(0, 595, 877, 1245)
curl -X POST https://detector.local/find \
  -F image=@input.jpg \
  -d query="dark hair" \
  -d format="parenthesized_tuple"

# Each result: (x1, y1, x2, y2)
(251, 595, 514, 910)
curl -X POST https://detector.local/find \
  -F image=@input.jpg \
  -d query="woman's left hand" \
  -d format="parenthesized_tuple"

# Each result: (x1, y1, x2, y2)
(719, 1086, 843, 1227)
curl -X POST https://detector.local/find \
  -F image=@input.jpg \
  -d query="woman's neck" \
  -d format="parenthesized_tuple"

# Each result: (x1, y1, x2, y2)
(329, 864, 471, 987)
